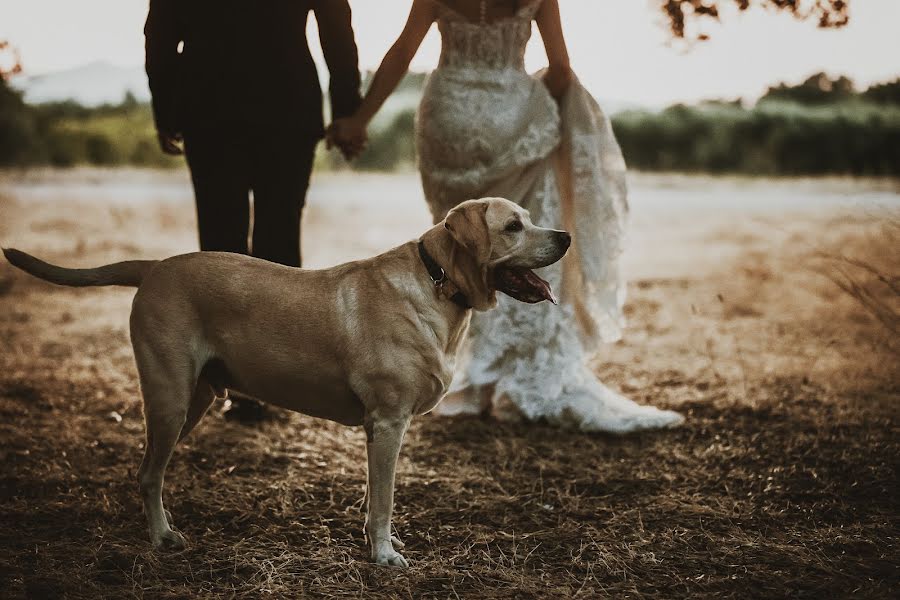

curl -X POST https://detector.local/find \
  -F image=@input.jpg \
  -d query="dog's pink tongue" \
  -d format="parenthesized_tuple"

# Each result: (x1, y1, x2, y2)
(522, 269, 557, 304)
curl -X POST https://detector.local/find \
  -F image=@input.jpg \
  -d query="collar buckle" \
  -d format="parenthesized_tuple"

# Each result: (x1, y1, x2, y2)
(417, 240, 471, 310)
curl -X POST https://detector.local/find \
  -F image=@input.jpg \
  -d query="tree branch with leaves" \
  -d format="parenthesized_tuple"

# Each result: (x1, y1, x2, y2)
(662, 0, 849, 40)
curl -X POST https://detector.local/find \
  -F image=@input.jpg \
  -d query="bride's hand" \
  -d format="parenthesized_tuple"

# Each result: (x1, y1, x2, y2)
(327, 117, 368, 160)
(543, 66, 573, 101)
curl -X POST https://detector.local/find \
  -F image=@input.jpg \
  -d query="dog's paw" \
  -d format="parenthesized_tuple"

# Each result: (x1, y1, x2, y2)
(152, 528, 188, 552)
(373, 543, 409, 568)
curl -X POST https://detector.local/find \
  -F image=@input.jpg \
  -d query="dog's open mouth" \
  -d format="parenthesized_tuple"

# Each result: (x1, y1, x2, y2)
(493, 266, 557, 304)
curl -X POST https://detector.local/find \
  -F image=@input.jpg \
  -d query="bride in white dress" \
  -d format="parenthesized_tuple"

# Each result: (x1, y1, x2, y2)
(330, 0, 683, 432)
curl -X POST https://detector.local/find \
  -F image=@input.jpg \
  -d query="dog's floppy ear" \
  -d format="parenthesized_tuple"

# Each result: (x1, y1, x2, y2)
(444, 201, 491, 264)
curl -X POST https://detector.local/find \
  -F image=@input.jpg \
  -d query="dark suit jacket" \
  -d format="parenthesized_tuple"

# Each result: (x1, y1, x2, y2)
(145, 0, 361, 138)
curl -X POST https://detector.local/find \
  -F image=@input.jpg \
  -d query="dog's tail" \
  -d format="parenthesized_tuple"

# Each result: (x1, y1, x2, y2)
(2, 248, 157, 288)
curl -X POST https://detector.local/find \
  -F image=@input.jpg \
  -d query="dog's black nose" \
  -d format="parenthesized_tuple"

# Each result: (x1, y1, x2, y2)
(556, 230, 572, 250)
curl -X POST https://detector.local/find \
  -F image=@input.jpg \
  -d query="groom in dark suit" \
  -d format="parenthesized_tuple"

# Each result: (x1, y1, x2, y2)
(145, 0, 362, 421)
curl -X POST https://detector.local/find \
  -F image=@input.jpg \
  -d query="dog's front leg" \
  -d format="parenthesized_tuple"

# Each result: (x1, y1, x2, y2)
(364, 412, 411, 567)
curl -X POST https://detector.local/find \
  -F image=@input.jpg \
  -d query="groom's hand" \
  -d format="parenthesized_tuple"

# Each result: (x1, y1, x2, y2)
(326, 123, 366, 160)
(327, 118, 367, 161)
(157, 130, 184, 156)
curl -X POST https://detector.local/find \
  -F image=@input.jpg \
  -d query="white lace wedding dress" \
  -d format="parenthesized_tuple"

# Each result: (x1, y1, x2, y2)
(416, 0, 683, 432)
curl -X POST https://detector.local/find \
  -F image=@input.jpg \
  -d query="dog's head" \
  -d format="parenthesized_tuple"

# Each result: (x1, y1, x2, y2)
(441, 197, 570, 311)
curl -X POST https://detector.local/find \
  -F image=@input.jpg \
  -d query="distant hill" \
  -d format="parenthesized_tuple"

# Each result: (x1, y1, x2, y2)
(14, 61, 151, 106)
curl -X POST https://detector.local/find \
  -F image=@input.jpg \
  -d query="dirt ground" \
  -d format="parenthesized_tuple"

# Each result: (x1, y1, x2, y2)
(0, 170, 897, 599)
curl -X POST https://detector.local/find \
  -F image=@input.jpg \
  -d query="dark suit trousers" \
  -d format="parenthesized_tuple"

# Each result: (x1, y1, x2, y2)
(184, 126, 317, 268)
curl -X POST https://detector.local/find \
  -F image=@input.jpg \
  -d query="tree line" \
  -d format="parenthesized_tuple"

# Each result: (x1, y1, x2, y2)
(1, 72, 898, 176)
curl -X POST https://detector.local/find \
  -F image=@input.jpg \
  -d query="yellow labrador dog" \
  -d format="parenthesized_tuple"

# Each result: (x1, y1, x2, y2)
(3, 197, 570, 567)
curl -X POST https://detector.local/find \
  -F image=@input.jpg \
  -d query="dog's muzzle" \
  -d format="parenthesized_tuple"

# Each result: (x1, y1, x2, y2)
(492, 230, 570, 305)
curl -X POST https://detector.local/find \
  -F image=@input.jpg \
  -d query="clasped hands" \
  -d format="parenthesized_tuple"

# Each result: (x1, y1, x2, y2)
(326, 116, 368, 161)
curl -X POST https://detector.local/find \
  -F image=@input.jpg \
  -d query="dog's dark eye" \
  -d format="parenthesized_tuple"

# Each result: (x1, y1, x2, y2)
(505, 220, 523, 233)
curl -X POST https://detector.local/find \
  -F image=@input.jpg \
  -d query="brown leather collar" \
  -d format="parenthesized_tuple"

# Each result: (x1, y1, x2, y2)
(417, 240, 471, 309)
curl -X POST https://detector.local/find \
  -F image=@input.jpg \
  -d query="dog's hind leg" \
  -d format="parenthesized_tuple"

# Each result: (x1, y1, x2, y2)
(178, 375, 216, 443)
(134, 341, 195, 551)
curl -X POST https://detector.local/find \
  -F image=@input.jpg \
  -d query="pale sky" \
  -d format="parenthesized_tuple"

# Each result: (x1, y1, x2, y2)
(1, 0, 898, 106)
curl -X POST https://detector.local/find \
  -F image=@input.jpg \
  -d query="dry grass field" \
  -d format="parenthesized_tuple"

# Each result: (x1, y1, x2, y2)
(0, 170, 897, 598)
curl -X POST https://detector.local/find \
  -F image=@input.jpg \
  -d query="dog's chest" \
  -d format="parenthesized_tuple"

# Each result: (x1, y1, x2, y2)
(412, 313, 470, 415)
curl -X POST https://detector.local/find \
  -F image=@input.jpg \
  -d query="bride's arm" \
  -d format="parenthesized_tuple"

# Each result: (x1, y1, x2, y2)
(355, 0, 436, 125)
(329, 0, 435, 154)
(535, 0, 573, 99)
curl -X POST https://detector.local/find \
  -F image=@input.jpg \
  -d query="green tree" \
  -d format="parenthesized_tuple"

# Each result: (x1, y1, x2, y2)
(0, 76, 39, 165)
(760, 72, 856, 105)
(862, 79, 900, 106)
(0, 41, 39, 165)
